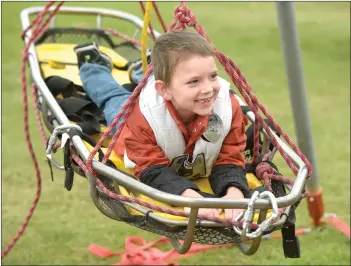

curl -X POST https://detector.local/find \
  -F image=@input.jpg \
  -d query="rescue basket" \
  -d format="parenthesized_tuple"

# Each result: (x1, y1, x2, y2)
(20, 5, 309, 257)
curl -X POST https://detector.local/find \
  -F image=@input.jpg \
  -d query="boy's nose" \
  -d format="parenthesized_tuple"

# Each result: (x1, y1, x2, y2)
(200, 84, 214, 94)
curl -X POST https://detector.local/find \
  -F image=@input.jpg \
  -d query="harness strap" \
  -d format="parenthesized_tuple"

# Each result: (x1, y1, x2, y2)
(45, 75, 86, 98)
(45, 75, 106, 135)
(57, 98, 103, 135)
(66, 128, 105, 162)
(240, 105, 252, 116)
(64, 139, 74, 191)
(248, 158, 299, 257)
(245, 118, 281, 160)
(281, 222, 301, 258)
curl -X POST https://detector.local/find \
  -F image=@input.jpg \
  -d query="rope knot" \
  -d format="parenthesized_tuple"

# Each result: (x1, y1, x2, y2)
(255, 161, 275, 191)
(256, 162, 275, 177)
(174, 4, 197, 28)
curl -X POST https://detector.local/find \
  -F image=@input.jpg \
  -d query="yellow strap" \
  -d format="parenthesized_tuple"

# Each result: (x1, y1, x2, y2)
(141, 1, 153, 73)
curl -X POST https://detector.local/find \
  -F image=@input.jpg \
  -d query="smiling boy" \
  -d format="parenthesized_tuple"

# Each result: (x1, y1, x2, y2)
(76, 31, 251, 220)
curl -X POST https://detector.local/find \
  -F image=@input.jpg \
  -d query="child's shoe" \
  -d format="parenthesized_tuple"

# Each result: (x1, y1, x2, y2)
(74, 42, 112, 71)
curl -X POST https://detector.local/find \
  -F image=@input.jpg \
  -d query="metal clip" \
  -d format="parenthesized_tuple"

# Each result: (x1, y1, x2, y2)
(45, 124, 82, 170)
(248, 191, 279, 238)
(233, 191, 259, 237)
(233, 190, 279, 239)
(255, 191, 279, 233)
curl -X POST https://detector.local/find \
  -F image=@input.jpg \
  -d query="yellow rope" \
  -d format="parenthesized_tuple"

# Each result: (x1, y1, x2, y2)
(141, 1, 152, 73)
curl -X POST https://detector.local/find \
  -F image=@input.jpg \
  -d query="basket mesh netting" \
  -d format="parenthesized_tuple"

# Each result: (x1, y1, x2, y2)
(36, 28, 143, 62)
(95, 175, 298, 245)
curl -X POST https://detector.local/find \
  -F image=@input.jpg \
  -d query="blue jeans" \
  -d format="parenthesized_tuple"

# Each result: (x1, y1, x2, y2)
(80, 63, 140, 130)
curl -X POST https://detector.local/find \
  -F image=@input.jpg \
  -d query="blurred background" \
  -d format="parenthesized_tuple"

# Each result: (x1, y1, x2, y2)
(1, 2, 350, 265)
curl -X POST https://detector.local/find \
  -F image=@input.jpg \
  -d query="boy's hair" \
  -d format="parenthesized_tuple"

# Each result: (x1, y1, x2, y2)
(151, 31, 214, 85)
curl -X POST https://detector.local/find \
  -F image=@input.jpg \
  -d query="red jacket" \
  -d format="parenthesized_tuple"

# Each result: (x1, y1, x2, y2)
(114, 93, 251, 197)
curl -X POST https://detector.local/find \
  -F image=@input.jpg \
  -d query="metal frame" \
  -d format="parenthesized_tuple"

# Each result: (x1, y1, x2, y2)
(20, 5, 309, 252)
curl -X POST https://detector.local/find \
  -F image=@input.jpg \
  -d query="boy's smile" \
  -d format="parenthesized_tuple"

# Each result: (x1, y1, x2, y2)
(155, 54, 220, 124)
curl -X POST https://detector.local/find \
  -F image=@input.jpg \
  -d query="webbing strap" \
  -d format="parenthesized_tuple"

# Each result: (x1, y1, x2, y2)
(88, 236, 233, 265)
(45, 75, 77, 97)
(88, 227, 312, 265)
(281, 223, 300, 258)
(63, 139, 74, 191)
(326, 214, 350, 238)
(57, 98, 102, 135)
(45, 75, 106, 135)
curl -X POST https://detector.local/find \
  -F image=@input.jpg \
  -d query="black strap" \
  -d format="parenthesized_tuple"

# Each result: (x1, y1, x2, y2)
(122, 82, 138, 93)
(244, 122, 263, 161)
(281, 222, 301, 258)
(244, 118, 281, 162)
(45, 75, 107, 135)
(45, 75, 89, 99)
(46, 158, 54, 182)
(66, 128, 105, 162)
(240, 105, 252, 116)
(57, 98, 104, 135)
(64, 139, 74, 191)
(45, 76, 74, 97)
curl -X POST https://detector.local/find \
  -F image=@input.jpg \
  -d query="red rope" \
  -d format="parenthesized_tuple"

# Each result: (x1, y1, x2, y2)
(1, 79, 43, 259)
(104, 28, 142, 47)
(31, 84, 48, 146)
(33, 3, 64, 42)
(152, 2, 168, 33)
(21, 1, 55, 40)
(2, 1, 64, 259)
(252, 119, 260, 165)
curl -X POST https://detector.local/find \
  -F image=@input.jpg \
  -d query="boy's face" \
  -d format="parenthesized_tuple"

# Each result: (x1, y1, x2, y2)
(155, 54, 220, 124)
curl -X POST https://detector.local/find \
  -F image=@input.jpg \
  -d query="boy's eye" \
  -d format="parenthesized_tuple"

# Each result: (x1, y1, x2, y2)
(188, 79, 198, 85)
(211, 73, 218, 79)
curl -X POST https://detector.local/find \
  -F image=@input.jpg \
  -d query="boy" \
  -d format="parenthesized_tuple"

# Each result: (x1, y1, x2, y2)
(75, 31, 251, 220)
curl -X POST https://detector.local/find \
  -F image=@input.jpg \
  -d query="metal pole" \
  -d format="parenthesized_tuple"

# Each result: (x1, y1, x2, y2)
(276, 2, 321, 194)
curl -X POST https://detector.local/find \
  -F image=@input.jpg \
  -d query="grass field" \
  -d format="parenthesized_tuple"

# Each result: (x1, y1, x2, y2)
(1, 2, 350, 265)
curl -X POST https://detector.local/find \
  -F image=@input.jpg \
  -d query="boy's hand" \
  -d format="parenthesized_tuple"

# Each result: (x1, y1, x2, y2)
(181, 189, 222, 218)
(222, 186, 245, 221)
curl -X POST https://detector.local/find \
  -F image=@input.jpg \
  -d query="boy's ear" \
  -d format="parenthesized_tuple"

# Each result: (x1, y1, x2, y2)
(154, 80, 172, 101)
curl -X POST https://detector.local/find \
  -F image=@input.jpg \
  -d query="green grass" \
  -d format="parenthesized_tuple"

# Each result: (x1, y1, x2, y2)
(2, 2, 350, 265)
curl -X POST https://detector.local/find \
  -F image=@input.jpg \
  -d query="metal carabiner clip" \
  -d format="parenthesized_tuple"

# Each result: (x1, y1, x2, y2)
(249, 191, 279, 238)
(45, 124, 82, 170)
(233, 191, 260, 238)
